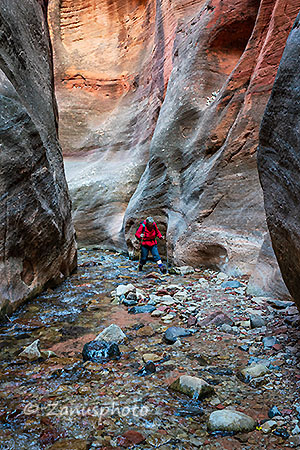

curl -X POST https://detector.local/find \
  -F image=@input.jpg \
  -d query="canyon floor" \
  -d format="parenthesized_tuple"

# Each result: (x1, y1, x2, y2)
(0, 249, 299, 449)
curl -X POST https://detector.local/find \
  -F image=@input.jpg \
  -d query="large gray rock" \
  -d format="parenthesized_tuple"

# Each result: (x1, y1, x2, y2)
(258, 11, 300, 311)
(169, 375, 215, 399)
(0, 0, 76, 317)
(208, 410, 256, 433)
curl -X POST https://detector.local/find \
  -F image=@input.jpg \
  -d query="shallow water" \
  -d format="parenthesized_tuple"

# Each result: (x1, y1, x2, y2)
(0, 249, 299, 449)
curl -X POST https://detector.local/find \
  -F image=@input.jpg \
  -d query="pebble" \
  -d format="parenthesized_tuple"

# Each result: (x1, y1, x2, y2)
(169, 375, 215, 399)
(19, 339, 41, 360)
(221, 280, 243, 289)
(268, 405, 282, 418)
(128, 305, 156, 314)
(178, 266, 195, 275)
(208, 409, 256, 433)
(164, 326, 192, 344)
(238, 363, 270, 382)
(151, 309, 164, 317)
(289, 435, 300, 447)
(263, 336, 277, 348)
(95, 324, 126, 343)
(261, 420, 277, 433)
(142, 353, 162, 363)
(116, 284, 135, 296)
(173, 291, 188, 301)
(250, 314, 266, 328)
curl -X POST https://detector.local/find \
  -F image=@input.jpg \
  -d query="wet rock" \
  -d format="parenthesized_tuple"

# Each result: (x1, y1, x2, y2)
(173, 291, 188, 302)
(289, 435, 300, 447)
(268, 406, 282, 419)
(164, 327, 192, 344)
(187, 316, 197, 327)
(82, 340, 121, 363)
(0, 0, 77, 317)
(116, 284, 135, 297)
(19, 339, 41, 360)
(142, 353, 162, 363)
(221, 280, 243, 289)
(250, 315, 266, 329)
(273, 428, 290, 439)
(261, 420, 277, 434)
(160, 295, 175, 305)
(95, 324, 126, 344)
(136, 361, 156, 376)
(262, 336, 277, 349)
(128, 305, 156, 314)
(220, 324, 234, 334)
(117, 430, 145, 447)
(239, 344, 249, 352)
(123, 298, 138, 307)
(169, 375, 215, 399)
(267, 299, 294, 309)
(136, 325, 155, 337)
(40, 350, 58, 359)
(136, 288, 146, 300)
(179, 266, 195, 275)
(127, 292, 137, 301)
(207, 368, 233, 376)
(208, 410, 256, 433)
(238, 363, 269, 382)
(151, 309, 164, 317)
(162, 313, 176, 322)
(48, 439, 90, 449)
(175, 403, 204, 417)
(199, 311, 234, 327)
(293, 425, 300, 435)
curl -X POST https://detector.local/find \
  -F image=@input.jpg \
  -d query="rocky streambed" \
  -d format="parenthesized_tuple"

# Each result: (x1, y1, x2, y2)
(0, 249, 299, 449)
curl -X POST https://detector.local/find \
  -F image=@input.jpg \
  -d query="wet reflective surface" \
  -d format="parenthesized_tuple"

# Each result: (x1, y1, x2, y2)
(0, 249, 299, 449)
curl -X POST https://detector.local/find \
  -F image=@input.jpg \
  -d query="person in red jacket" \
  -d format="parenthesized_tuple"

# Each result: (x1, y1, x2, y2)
(135, 217, 167, 273)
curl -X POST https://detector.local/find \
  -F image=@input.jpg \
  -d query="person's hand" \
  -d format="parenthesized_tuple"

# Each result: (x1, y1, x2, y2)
(141, 233, 144, 239)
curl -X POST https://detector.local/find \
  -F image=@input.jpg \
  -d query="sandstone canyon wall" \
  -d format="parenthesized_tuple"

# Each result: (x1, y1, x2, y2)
(49, 0, 300, 296)
(0, 0, 77, 317)
(258, 11, 300, 309)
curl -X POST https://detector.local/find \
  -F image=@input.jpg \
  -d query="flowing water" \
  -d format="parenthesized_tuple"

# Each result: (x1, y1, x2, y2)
(0, 249, 299, 449)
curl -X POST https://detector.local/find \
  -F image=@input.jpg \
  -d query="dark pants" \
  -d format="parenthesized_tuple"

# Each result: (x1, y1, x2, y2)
(140, 244, 161, 266)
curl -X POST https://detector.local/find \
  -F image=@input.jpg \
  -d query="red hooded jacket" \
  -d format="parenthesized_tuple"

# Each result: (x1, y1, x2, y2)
(135, 220, 162, 247)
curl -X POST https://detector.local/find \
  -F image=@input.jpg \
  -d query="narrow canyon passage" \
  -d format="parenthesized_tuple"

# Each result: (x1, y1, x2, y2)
(0, 250, 299, 449)
(1, 0, 300, 449)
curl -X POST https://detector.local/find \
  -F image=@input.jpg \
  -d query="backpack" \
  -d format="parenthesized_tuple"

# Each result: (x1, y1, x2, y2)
(136, 221, 158, 239)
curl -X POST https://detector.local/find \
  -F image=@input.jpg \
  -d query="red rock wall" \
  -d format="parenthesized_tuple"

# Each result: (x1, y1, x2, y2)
(49, 0, 300, 295)
(0, 0, 77, 317)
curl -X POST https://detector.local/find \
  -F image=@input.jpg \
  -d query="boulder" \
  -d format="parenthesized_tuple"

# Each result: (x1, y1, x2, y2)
(82, 340, 121, 363)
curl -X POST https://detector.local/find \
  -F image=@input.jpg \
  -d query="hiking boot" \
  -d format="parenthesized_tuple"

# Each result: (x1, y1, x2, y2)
(138, 264, 143, 272)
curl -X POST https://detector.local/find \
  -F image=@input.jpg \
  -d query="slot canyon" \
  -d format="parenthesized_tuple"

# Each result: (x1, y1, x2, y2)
(0, 0, 300, 448)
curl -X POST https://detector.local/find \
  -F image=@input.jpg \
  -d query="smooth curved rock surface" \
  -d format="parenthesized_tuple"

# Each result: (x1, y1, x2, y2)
(49, 0, 299, 293)
(0, 0, 77, 317)
(258, 12, 300, 310)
